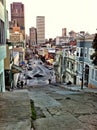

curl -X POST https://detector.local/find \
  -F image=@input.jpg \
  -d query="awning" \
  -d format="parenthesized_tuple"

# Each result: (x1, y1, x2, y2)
(20, 61, 25, 65)
(12, 64, 23, 73)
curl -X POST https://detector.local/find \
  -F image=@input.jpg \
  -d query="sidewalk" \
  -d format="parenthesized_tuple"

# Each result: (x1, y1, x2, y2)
(58, 83, 97, 94)
(0, 91, 31, 130)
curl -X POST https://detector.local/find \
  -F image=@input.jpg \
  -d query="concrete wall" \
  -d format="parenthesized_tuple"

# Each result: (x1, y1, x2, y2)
(4, 45, 11, 69)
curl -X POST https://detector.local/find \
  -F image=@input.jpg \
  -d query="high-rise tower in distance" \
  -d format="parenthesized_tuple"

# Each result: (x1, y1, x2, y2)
(10, 2, 25, 39)
(36, 16, 45, 44)
(62, 28, 67, 37)
(29, 27, 37, 46)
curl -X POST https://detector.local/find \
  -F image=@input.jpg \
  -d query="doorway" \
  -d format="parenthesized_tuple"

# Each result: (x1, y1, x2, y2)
(84, 64, 89, 87)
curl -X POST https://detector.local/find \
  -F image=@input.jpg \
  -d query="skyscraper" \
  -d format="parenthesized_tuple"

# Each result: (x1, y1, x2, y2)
(62, 28, 67, 37)
(10, 2, 25, 39)
(29, 27, 37, 46)
(36, 16, 45, 44)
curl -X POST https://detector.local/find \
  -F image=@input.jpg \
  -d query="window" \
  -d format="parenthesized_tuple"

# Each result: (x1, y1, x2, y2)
(78, 63, 82, 72)
(91, 69, 94, 79)
(66, 61, 69, 68)
(80, 63, 83, 72)
(95, 70, 97, 81)
(76, 47, 79, 56)
(69, 61, 71, 69)
(84, 48, 87, 57)
(0, 19, 5, 45)
(89, 48, 94, 60)
(71, 63, 74, 70)
(80, 47, 83, 57)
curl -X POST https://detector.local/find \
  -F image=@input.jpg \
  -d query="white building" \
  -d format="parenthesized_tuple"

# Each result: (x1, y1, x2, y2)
(56, 36, 69, 46)
(36, 16, 45, 44)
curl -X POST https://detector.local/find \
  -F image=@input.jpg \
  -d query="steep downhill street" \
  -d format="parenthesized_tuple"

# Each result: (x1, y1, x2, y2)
(1, 1, 97, 130)
(28, 84, 97, 130)
(0, 79, 97, 130)
(1, 58, 97, 130)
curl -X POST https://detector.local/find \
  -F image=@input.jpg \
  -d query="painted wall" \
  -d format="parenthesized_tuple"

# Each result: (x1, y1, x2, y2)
(4, 45, 11, 69)
(0, 2, 4, 21)
(0, 0, 7, 92)
(0, 60, 5, 92)
(76, 39, 97, 88)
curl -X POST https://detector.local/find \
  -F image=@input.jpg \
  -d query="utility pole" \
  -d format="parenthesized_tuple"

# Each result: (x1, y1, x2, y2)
(78, 31, 86, 90)
(81, 62, 84, 89)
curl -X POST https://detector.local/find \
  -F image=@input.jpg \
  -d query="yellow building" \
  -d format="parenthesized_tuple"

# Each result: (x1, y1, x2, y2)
(4, 43, 20, 90)
(10, 32, 25, 63)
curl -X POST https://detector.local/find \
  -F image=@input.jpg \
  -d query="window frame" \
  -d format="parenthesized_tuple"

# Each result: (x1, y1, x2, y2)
(0, 19, 5, 45)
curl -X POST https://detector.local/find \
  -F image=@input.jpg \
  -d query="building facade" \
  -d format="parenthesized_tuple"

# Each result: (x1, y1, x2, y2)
(10, 2, 25, 39)
(53, 50, 63, 83)
(36, 16, 45, 44)
(56, 36, 69, 46)
(62, 28, 67, 37)
(76, 33, 97, 88)
(10, 32, 25, 63)
(29, 27, 37, 46)
(0, 0, 7, 92)
(4, 43, 13, 90)
(63, 50, 77, 84)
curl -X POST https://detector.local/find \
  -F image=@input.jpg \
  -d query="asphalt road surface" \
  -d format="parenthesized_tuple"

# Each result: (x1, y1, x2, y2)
(28, 84, 97, 130)
(19, 58, 55, 87)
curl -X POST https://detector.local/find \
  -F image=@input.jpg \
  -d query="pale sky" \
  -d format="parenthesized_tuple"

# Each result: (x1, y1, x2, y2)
(6, 0, 97, 39)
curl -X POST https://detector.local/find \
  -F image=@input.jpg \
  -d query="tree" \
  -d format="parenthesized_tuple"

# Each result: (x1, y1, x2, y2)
(91, 33, 97, 65)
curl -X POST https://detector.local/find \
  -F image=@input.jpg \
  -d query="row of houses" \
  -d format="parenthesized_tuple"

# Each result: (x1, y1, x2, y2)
(54, 33, 97, 88)
(0, 0, 26, 92)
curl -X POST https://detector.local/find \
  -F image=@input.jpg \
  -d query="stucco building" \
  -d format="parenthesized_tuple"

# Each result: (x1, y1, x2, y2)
(0, 0, 7, 92)
(76, 32, 97, 88)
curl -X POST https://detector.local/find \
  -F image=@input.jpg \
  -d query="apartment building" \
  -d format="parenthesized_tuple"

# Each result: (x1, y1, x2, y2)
(56, 36, 69, 46)
(10, 32, 25, 62)
(64, 49, 77, 84)
(10, 2, 25, 39)
(76, 33, 97, 88)
(0, 0, 7, 92)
